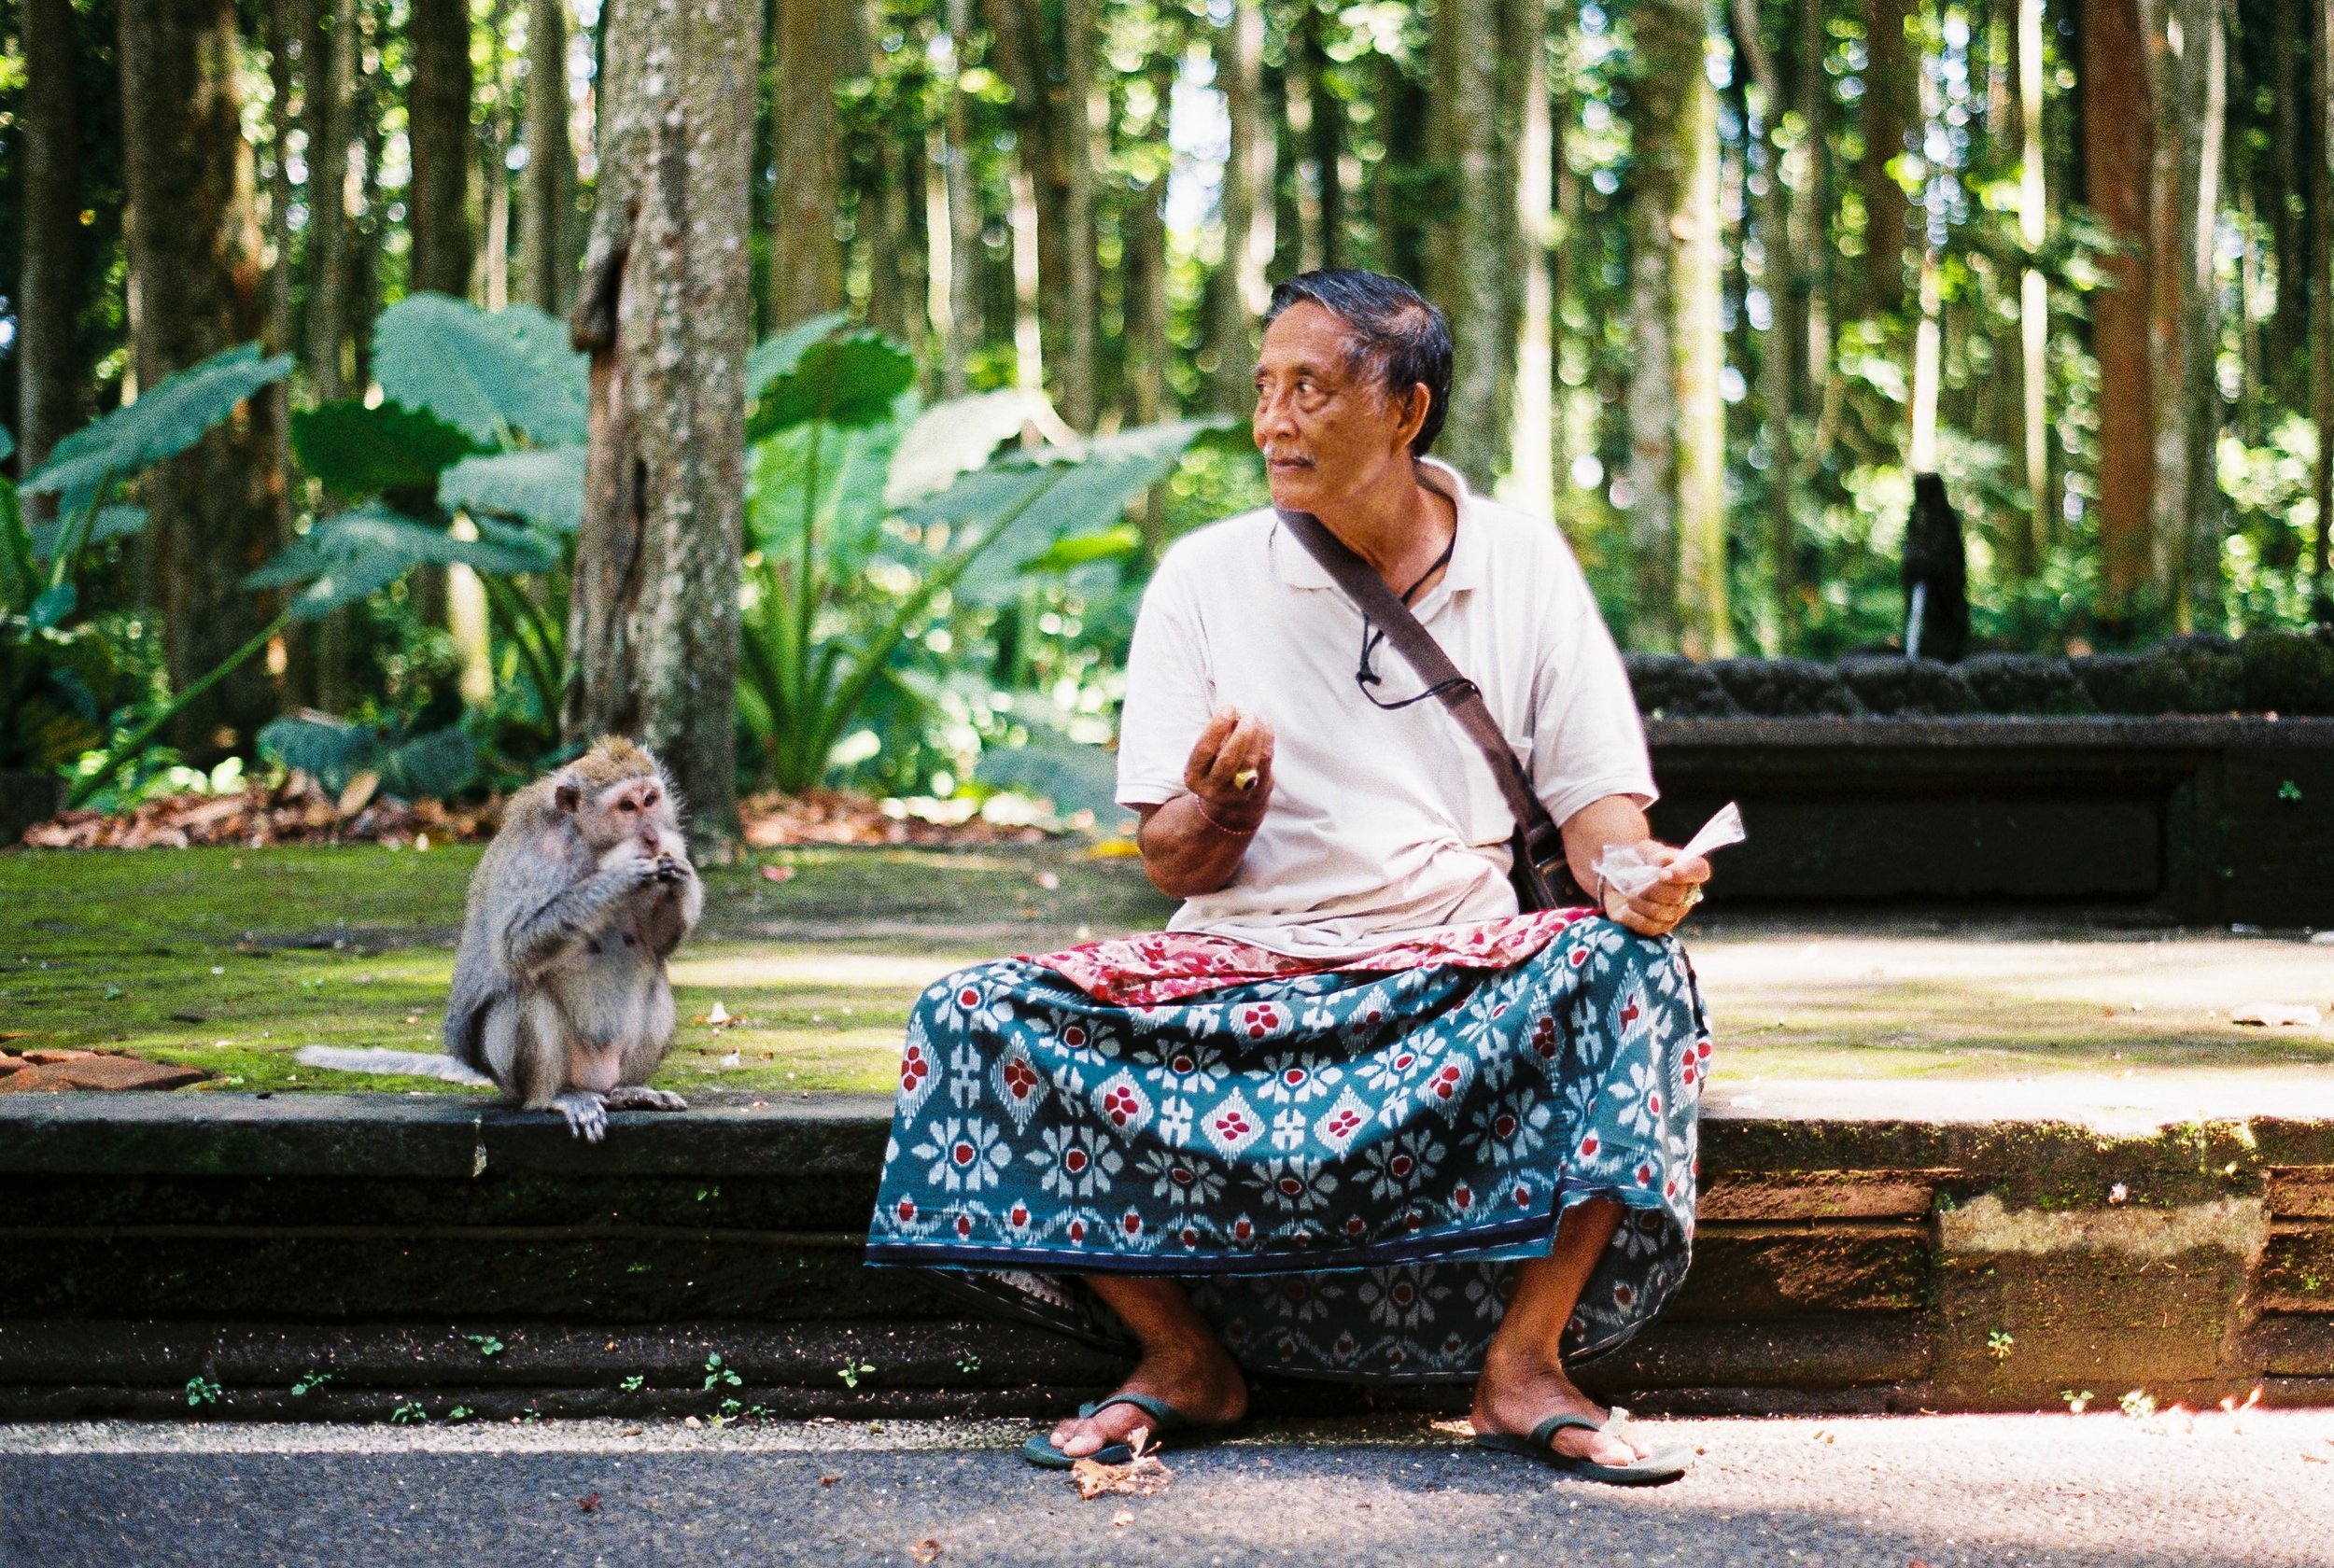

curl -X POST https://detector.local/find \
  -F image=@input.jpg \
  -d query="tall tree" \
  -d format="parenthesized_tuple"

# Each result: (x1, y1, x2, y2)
(305, 0, 360, 396)
(520, 0, 577, 312)
(937, 0, 984, 396)
(1211, 0, 1272, 412)
(2016, 0, 2051, 572)
(1624, 0, 1729, 654)
(2082, 0, 2157, 626)
(1507, 0, 1555, 516)
(1427, 0, 1526, 490)
(2150, 0, 2222, 625)
(1058, 0, 1103, 427)
(1860, 0, 1915, 315)
(119, 0, 288, 756)
(1733, 0, 1798, 637)
(771, 0, 851, 327)
(2313, 0, 2334, 611)
(18, 0, 81, 478)
(567, 0, 761, 847)
(409, 0, 476, 297)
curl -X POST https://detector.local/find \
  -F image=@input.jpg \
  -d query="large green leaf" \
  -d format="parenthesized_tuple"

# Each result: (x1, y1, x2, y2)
(372, 294, 588, 448)
(292, 399, 483, 497)
(260, 711, 480, 797)
(439, 447, 587, 533)
(246, 502, 561, 620)
(745, 311, 851, 403)
(25, 343, 294, 497)
(29, 505, 148, 567)
(921, 419, 1226, 606)
(748, 332, 917, 439)
(884, 389, 1050, 506)
(746, 399, 911, 561)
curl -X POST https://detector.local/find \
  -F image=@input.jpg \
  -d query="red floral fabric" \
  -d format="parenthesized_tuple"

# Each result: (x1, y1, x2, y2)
(1027, 906, 1597, 1005)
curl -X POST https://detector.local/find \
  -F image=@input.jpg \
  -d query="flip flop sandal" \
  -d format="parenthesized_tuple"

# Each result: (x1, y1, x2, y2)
(1472, 1413, 1694, 1486)
(1020, 1391, 1250, 1469)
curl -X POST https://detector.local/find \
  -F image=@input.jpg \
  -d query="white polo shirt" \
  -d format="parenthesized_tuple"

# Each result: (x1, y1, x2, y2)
(1115, 458, 1657, 959)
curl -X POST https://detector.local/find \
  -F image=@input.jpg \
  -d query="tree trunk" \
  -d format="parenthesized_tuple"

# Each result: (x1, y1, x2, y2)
(1860, 0, 1915, 315)
(939, 0, 984, 396)
(476, 0, 517, 310)
(2148, 0, 2221, 628)
(1057, 0, 1102, 427)
(2017, 0, 2051, 574)
(520, 0, 577, 312)
(306, 0, 360, 397)
(2082, 0, 2157, 627)
(1296, 4, 1343, 273)
(263, 0, 301, 364)
(409, 0, 475, 297)
(1426, 0, 1523, 490)
(2268, 0, 2309, 400)
(1507, 0, 1554, 518)
(770, 0, 850, 327)
(565, 0, 760, 848)
(1624, 0, 1728, 654)
(119, 0, 288, 759)
(18, 0, 81, 479)
(1212, 0, 1272, 413)
(1733, 0, 1797, 643)
(2313, 0, 2334, 610)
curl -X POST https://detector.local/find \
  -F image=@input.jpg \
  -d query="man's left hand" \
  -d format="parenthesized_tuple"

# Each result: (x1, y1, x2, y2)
(1600, 842, 1710, 938)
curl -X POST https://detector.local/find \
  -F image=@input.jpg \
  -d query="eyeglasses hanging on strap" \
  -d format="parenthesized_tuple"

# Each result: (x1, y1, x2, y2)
(1355, 528, 1469, 711)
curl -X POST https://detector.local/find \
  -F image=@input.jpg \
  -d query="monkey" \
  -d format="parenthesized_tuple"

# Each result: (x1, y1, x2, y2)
(299, 737, 703, 1141)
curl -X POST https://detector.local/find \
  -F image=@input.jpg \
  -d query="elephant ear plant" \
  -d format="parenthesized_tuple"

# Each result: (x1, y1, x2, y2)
(740, 313, 1227, 793)
(3, 344, 294, 805)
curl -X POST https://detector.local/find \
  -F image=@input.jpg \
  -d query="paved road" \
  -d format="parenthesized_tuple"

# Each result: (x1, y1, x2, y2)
(7, 1412, 2334, 1567)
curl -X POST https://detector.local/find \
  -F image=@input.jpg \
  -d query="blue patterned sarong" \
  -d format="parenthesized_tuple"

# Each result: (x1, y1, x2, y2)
(864, 915, 1708, 1381)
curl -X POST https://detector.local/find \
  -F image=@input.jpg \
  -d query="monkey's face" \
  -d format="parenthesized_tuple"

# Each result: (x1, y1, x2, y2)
(596, 776, 671, 857)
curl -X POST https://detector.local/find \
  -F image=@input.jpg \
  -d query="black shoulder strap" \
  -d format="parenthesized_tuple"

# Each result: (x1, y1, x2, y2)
(1277, 507, 1568, 907)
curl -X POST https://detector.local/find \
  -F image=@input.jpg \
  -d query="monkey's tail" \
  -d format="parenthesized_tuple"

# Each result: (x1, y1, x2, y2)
(293, 1046, 496, 1086)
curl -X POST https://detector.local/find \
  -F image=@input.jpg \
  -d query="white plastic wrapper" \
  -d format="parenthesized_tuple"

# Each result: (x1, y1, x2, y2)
(1594, 802, 1746, 899)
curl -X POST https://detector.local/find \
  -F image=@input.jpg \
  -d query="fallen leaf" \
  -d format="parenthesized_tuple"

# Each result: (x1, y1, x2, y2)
(1070, 1453, 1174, 1500)
(819, 1474, 840, 1488)
(1427, 1417, 1476, 1438)
(2231, 1002, 2323, 1028)
(1909, 1560, 1933, 1567)
(911, 1539, 943, 1564)
(1111, 1509, 1135, 1528)
(577, 1492, 601, 1513)
(336, 772, 381, 818)
(760, 863, 797, 882)
(619, 1427, 643, 1437)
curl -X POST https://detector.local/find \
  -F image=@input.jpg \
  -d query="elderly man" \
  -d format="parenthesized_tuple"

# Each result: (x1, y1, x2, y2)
(865, 269, 1711, 1485)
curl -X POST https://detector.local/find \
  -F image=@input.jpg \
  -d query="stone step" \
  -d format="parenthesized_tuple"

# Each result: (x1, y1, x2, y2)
(3, 1092, 2329, 1419)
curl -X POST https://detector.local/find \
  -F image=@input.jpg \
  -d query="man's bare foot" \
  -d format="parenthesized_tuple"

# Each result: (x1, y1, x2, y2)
(1471, 1339, 1651, 1468)
(1044, 1339, 1247, 1461)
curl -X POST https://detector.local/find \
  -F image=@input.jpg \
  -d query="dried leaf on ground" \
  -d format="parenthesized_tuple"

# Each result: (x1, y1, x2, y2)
(1111, 1509, 1135, 1527)
(910, 1538, 944, 1564)
(2231, 1002, 2324, 1028)
(1427, 1418, 1476, 1438)
(577, 1492, 601, 1512)
(1069, 1452, 1174, 1500)
(819, 1474, 840, 1488)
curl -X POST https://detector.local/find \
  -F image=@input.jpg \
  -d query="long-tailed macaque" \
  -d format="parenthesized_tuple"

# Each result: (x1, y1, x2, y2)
(444, 737, 704, 1139)
(302, 738, 704, 1139)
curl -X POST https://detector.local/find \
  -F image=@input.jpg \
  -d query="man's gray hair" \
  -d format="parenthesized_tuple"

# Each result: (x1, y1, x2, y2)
(1263, 269, 1454, 457)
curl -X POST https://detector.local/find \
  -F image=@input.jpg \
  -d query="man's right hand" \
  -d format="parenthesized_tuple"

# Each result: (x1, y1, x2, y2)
(1183, 706, 1275, 832)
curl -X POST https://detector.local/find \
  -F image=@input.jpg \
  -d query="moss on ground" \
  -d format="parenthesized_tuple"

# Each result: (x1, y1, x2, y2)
(5, 843, 2327, 1097)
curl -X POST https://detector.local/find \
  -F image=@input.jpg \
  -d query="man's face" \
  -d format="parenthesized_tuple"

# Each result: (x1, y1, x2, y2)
(1252, 301, 1426, 515)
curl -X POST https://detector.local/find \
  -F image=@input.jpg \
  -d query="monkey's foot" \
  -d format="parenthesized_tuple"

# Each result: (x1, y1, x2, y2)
(605, 1085, 687, 1113)
(549, 1090, 610, 1142)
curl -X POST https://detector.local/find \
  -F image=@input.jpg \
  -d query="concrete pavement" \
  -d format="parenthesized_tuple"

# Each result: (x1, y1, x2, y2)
(7, 1411, 2334, 1567)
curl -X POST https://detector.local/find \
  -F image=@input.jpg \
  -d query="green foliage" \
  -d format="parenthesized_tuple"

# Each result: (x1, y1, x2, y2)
(737, 320, 1225, 794)
(292, 399, 484, 498)
(246, 502, 559, 621)
(258, 710, 480, 800)
(23, 343, 293, 508)
(371, 293, 587, 448)
(439, 447, 588, 533)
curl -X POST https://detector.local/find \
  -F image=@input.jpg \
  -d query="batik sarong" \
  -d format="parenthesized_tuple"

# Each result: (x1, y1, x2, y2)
(864, 910, 1709, 1381)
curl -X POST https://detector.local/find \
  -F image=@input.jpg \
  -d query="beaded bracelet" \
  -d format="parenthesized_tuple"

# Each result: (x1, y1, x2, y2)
(1190, 794, 1258, 837)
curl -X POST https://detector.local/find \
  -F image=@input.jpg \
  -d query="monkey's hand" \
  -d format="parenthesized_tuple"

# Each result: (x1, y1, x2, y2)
(549, 1089, 610, 1142)
(651, 853, 690, 886)
(605, 1085, 688, 1113)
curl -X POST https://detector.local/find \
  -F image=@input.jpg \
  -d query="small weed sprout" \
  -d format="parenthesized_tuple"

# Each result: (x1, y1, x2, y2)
(390, 1401, 429, 1424)
(2060, 1389, 2093, 1414)
(289, 1371, 332, 1397)
(2120, 1390, 2158, 1420)
(955, 1355, 982, 1375)
(1987, 1330, 2015, 1363)
(620, 1374, 646, 1393)
(447, 1406, 474, 1422)
(184, 1376, 222, 1407)
(837, 1361, 876, 1390)
(464, 1334, 506, 1358)
(702, 1353, 742, 1391)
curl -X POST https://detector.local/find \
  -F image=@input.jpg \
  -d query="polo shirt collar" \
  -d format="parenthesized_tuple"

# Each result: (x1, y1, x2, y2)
(1267, 456, 1486, 594)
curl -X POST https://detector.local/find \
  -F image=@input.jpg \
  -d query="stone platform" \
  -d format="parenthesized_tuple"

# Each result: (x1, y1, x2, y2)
(4, 1086, 2329, 1423)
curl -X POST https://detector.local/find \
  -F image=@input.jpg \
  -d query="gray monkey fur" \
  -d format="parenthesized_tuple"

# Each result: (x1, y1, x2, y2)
(440, 740, 705, 1141)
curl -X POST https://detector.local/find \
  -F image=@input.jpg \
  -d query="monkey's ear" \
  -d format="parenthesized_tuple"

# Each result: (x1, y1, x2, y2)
(554, 782, 582, 814)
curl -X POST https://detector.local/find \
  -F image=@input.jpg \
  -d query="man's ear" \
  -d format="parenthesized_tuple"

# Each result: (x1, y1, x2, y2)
(1398, 383, 1432, 451)
(554, 782, 581, 814)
